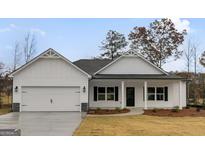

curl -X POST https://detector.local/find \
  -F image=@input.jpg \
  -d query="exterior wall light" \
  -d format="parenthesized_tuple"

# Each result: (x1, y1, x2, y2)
(15, 86, 18, 92)
(83, 86, 86, 93)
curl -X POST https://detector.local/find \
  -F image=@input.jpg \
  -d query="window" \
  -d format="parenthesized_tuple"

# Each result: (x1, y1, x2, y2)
(98, 87, 105, 101)
(107, 87, 115, 101)
(94, 86, 118, 101)
(148, 87, 155, 100)
(157, 87, 164, 100)
(147, 87, 167, 101)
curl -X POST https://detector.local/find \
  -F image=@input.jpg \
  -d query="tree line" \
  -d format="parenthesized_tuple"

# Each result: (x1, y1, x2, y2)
(99, 18, 187, 68)
(0, 32, 37, 107)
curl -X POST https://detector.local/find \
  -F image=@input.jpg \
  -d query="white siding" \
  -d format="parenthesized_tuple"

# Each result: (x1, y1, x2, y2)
(13, 57, 89, 110)
(99, 57, 164, 75)
(89, 79, 186, 109)
(89, 80, 121, 108)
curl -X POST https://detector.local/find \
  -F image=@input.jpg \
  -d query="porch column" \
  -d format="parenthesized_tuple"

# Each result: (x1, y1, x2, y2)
(121, 81, 125, 109)
(144, 81, 147, 110)
(179, 81, 182, 110)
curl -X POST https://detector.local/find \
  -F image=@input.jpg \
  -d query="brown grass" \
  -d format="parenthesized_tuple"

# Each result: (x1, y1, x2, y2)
(0, 108, 11, 115)
(74, 115, 205, 136)
(1, 93, 12, 104)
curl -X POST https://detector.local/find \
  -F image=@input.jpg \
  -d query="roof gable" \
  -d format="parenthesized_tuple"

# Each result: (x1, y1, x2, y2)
(94, 52, 168, 75)
(10, 48, 91, 78)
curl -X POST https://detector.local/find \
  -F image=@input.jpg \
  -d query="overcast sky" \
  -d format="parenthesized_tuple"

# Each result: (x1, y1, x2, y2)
(0, 18, 204, 72)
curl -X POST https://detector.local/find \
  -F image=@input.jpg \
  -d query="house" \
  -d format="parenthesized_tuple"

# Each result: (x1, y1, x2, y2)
(10, 48, 187, 112)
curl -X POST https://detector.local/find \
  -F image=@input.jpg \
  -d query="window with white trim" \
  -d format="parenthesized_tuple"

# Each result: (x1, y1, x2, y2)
(107, 87, 115, 101)
(96, 87, 116, 101)
(156, 87, 164, 100)
(97, 87, 105, 101)
(147, 87, 166, 101)
(147, 87, 155, 101)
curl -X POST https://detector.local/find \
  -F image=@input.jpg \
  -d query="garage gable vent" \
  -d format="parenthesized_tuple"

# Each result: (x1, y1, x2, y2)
(41, 48, 60, 58)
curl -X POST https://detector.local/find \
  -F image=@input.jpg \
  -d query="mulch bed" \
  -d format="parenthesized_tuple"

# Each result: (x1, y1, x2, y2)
(88, 108, 130, 115)
(143, 108, 205, 117)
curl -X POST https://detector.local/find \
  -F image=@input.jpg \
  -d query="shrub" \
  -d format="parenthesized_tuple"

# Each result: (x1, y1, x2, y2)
(185, 106, 190, 109)
(115, 107, 120, 111)
(96, 107, 101, 111)
(196, 107, 201, 112)
(172, 106, 180, 112)
(152, 108, 158, 113)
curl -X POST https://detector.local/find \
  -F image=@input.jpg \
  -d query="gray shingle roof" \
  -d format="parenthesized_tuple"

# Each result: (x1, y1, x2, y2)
(93, 74, 185, 80)
(73, 59, 185, 80)
(73, 59, 112, 75)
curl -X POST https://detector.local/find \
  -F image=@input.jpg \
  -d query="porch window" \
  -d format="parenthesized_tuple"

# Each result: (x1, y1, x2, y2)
(107, 87, 115, 101)
(98, 87, 105, 101)
(156, 87, 164, 100)
(146, 87, 168, 101)
(147, 87, 155, 101)
(94, 86, 118, 101)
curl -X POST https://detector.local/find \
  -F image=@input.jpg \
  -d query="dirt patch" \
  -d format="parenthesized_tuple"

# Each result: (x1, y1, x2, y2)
(143, 108, 205, 117)
(88, 108, 130, 115)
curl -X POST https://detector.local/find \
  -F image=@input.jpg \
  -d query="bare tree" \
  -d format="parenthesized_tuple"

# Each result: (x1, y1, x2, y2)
(13, 42, 21, 70)
(0, 62, 4, 108)
(184, 39, 194, 103)
(184, 39, 194, 74)
(193, 45, 197, 75)
(23, 32, 36, 63)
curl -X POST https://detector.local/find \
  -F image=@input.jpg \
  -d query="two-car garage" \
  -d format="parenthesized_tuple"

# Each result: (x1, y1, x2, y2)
(11, 49, 90, 112)
(21, 87, 80, 111)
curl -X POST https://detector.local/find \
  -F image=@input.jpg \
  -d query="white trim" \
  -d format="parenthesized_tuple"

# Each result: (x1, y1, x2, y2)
(144, 81, 147, 110)
(94, 49, 168, 75)
(121, 81, 125, 109)
(10, 48, 91, 78)
(179, 81, 182, 110)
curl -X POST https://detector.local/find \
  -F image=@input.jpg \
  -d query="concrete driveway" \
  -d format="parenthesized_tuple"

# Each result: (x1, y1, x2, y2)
(0, 112, 83, 136)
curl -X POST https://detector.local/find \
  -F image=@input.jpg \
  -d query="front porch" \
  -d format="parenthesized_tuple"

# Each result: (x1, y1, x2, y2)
(89, 79, 186, 110)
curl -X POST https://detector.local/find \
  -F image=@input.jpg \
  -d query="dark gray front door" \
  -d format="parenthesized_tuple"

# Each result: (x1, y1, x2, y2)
(126, 87, 135, 107)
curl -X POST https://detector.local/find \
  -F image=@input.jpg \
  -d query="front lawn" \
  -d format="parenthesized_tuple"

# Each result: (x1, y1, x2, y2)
(0, 108, 11, 115)
(74, 115, 205, 136)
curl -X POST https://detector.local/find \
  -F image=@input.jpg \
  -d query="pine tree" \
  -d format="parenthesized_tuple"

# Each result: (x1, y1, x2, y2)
(100, 30, 128, 60)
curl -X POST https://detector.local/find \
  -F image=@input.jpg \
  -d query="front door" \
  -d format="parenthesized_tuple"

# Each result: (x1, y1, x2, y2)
(126, 87, 135, 107)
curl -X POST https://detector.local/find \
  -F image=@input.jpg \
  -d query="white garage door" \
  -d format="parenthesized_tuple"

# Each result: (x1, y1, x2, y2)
(21, 87, 80, 111)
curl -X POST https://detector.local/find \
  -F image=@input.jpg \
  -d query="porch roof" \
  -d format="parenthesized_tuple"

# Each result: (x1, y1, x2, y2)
(92, 74, 186, 80)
